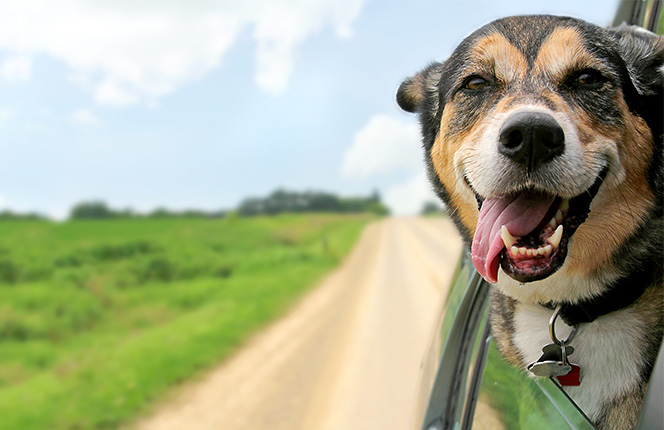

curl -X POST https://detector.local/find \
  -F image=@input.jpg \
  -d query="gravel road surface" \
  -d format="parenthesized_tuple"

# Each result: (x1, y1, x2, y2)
(135, 217, 463, 430)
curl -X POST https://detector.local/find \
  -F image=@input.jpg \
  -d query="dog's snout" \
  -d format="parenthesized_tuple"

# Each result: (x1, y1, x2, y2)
(498, 112, 565, 172)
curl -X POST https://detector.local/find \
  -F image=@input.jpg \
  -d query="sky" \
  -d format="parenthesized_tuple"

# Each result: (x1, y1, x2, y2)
(0, 0, 618, 219)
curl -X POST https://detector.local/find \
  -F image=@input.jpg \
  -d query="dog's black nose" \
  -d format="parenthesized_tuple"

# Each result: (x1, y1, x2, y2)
(498, 112, 565, 172)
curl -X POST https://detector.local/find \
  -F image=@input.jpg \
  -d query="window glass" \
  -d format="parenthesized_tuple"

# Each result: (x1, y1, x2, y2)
(471, 339, 596, 430)
(414, 256, 474, 427)
(438, 256, 474, 345)
(452, 302, 491, 429)
(418, 260, 491, 430)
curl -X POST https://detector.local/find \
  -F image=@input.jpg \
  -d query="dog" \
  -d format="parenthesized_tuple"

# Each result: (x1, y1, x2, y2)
(397, 15, 663, 430)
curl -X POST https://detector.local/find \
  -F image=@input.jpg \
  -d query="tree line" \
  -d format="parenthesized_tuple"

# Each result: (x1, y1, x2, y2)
(0, 191, 456, 221)
(0, 210, 47, 221)
(236, 189, 388, 216)
(67, 202, 228, 220)
(64, 189, 389, 220)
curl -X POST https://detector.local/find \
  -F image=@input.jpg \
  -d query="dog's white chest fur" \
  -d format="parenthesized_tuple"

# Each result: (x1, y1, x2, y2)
(512, 302, 645, 421)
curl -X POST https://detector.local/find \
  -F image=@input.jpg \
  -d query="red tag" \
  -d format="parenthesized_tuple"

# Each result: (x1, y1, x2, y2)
(557, 364, 581, 386)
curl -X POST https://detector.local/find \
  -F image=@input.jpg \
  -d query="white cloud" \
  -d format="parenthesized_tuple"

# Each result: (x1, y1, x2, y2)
(341, 114, 422, 180)
(383, 171, 438, 216)
(93, 80, 142, 107)
(341, 114, 439, 215)
(0, 0, 365, 105)
(70, 109, 101, 126)
(0, 55, 31, 81)
(252, 1, 363, 94)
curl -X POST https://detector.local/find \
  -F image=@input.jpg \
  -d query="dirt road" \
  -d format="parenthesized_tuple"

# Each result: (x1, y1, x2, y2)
(135, 217, 463, 430)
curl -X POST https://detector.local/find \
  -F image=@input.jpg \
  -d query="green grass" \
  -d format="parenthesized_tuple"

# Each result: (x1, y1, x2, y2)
(0, 214, 372, 430)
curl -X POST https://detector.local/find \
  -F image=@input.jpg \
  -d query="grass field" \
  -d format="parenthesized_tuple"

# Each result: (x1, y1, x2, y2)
(0, 214, 372, 430)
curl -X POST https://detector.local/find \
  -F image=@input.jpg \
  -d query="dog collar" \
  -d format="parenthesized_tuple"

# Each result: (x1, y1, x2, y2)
(540, 264, 655, 326)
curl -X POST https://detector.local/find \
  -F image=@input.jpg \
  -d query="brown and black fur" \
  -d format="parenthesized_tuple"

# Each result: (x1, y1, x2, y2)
(397, 15, 663, 429)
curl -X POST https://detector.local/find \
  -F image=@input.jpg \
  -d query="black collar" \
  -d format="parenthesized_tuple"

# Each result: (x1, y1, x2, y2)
(540, 264, 657, 326)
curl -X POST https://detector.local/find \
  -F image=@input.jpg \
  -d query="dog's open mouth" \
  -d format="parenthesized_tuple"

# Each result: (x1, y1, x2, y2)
(470, 168, 607, 283)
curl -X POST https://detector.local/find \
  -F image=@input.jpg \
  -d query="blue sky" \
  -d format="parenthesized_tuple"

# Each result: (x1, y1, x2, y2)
(0, 0, 617, 219)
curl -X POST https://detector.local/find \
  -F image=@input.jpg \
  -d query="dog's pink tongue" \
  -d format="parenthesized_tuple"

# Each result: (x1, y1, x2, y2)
(471, 193, 554, 283)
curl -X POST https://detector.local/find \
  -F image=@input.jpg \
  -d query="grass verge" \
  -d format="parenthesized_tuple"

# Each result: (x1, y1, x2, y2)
(0, 214, 372, 429)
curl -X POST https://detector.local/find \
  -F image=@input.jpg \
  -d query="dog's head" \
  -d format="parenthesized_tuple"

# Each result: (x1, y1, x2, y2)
(398, 16, 664, 302)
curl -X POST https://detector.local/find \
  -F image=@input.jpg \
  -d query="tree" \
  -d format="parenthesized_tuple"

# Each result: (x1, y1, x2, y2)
(420, 201, 445, 216)
(69, 201, 117, 220)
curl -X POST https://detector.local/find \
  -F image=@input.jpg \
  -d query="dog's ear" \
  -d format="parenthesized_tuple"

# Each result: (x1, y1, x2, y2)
(610, 24, 664, 97)
(396, 62, 444, 113)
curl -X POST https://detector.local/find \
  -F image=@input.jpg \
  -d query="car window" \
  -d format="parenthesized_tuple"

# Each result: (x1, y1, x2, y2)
(613, 0, 663, 33)
(470, 338, 596, 430)
(418, 254, 597, 430)
(419, 255, 491, 430)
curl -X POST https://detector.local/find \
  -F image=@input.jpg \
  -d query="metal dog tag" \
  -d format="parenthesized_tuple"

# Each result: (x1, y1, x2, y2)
(527, 342, 575, 377)
(528, 360, 572, 377)
(540, 343, 574, 359)
(527, 305, 583, 381)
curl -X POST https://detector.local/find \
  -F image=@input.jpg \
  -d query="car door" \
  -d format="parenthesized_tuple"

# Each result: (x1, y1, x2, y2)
(416, 254, 596, 430)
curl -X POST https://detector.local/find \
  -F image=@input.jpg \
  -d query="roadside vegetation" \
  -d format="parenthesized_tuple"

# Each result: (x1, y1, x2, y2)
(65, 189, 389, 220)
(0, 213, 372, 429)
(420, 201, 448, 217)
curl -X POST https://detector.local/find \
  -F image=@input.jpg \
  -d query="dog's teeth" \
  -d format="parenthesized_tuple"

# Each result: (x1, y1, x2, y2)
(548, 225, 563, 249)
(561, 198, 570, 213)
(534, 245, 553, 256)
(555, 209, 563, 223)
(500, 225, 517, 248)
(549, 217, 557, 228)
(510, 245, 554, 258)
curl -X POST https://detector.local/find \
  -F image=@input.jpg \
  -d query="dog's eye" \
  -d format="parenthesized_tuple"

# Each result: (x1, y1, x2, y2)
(575, 70, 606, 88)
(464, 76, 490, 91)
